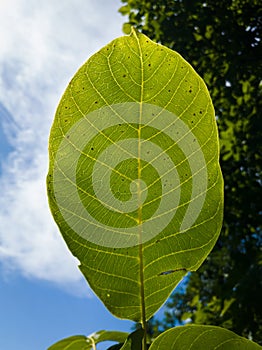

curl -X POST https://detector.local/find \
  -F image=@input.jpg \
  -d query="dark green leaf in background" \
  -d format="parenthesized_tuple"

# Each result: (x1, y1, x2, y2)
(150, 325, 262, 349)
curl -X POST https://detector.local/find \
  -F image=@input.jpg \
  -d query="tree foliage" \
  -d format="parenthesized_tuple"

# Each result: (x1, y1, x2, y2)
(120, 0, 262, 344)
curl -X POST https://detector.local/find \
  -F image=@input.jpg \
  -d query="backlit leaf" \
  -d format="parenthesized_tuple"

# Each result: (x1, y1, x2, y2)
(47, 29, 223, 322)
(47, 335, 90, 350)
(48, 330, 128, 350)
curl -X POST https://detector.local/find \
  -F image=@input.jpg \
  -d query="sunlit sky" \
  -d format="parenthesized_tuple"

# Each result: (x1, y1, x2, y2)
(0, 1, 136, 349)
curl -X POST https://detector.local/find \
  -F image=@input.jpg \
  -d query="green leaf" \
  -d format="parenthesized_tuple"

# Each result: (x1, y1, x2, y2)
(119, 5, 131, 15)
(220, 298, 236, 317)
(150, 325, 262, 349)
(107, 345, 124, 350)
(122, 22, 132, 34)
(47, 29, 223, 322)
(47, 335, 90, 350)
(89, 330, 129, 343)
(48, 330, 129, 350)
(119, 329, 144, 350)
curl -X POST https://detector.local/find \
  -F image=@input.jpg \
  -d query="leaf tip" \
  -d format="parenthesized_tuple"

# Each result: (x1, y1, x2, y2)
(130, 25, 140, 37)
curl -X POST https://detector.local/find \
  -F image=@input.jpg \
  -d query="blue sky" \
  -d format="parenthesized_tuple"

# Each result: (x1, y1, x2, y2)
(0, 1, 135, 349)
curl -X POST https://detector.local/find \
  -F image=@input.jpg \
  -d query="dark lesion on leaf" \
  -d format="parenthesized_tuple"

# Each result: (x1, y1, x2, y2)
(158, 268, 187, 276)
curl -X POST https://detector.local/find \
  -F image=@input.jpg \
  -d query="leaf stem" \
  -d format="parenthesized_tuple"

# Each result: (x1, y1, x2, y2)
(89, 337, 96, 350)
(139, 238, 147, 350)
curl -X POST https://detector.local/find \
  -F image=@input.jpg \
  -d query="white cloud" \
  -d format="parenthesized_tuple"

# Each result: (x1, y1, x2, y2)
(0, 0, 123, 291)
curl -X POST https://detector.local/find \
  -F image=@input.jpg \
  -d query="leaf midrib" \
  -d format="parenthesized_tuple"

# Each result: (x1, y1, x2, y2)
(132, 28, 147, 347)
